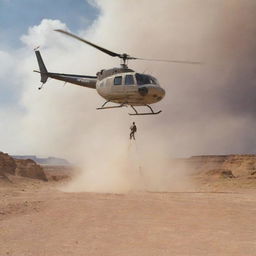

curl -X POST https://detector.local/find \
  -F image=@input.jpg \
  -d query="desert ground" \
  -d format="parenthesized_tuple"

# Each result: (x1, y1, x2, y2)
(1, 161, 256, 256)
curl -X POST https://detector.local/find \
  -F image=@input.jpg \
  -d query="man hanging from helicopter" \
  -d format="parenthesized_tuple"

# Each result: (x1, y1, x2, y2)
(130, 122, 137, 140)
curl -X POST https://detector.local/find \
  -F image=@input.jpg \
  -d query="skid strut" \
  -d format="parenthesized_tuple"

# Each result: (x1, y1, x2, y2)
(97, 101, 127, 110)
(129, 105, 162, 116)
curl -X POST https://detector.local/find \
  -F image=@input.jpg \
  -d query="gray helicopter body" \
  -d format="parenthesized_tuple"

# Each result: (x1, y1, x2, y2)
(96, 68, 165, 106)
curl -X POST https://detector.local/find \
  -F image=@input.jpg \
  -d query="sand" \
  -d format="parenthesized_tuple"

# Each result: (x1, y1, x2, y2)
(1, 176, 256, 256)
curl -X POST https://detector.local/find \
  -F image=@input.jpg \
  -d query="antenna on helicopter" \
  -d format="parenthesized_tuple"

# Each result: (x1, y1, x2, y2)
(38, 83, 44, 90)
(34, 46, 40, 51)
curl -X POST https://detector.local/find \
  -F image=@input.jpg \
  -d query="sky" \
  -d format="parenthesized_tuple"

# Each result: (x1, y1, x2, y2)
(0, 0, 99, 47)
(0, 0, 256, 162)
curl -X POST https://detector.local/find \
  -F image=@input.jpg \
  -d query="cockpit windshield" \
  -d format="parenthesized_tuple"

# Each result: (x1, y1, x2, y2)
(135, 73, 158, 85)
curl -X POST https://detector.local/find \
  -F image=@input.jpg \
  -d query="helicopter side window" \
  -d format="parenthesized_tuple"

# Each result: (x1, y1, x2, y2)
(125, 75, 134, 85)
(114, 76, 122, 85)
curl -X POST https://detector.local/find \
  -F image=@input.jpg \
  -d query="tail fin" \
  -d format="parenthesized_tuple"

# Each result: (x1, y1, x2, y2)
(34, 50, 48, 84)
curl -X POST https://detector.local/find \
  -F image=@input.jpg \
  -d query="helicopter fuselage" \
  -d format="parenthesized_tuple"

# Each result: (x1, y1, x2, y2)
(96, 68, 165, 106)
(35, 47, 165, 114)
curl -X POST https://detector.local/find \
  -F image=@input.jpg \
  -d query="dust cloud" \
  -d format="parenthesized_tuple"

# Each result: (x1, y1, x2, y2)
(64, 140, 192, 193)
(14, 0, 256, 192)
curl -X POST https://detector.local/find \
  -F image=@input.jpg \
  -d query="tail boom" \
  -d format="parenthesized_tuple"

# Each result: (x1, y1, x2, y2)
(34, 50, 97, 89)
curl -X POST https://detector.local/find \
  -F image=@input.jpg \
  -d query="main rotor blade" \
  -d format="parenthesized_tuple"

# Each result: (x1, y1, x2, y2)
(55, 29, 121, 58)
(136, 58, 202, 65)
(55, 30, 202, 65)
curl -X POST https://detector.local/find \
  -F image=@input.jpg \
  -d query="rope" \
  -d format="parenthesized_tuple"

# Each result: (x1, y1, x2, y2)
(134, 139, 147, 190)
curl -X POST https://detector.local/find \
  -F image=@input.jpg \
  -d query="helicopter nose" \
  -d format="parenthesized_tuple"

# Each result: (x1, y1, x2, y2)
(158, 87, 165, 98)
(148, 86, 165, 101)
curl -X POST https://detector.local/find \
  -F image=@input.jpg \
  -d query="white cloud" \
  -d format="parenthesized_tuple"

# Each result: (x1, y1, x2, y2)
(21, 19, 68, 49)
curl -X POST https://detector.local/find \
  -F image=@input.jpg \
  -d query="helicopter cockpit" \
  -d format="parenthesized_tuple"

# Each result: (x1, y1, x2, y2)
(135, 73, 159, 86)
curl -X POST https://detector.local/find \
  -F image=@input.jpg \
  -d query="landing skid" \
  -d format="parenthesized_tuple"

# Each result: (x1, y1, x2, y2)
(129, 105, 162, 116)
(96, 101, 162, 116)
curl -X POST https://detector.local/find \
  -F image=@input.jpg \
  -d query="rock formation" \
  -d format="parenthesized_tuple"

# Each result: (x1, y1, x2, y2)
(174, 154, 256, 178)
(15, 159, 47, 181)
(0, 152, 47, 181)
(0, 152, 17, 176)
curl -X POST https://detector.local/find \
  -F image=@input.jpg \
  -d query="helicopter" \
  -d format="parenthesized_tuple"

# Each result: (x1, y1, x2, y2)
(34, 29, 201, 115)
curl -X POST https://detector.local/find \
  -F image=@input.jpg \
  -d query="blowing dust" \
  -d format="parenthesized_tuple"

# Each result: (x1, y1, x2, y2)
(63, 138, 193, 193)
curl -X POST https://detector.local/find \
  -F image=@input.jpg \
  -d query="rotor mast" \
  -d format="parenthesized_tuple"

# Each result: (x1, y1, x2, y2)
(120, 53, 131, 69)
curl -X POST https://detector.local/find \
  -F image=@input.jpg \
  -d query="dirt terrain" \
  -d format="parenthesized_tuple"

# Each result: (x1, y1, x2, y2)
(1, 155, 256, 256)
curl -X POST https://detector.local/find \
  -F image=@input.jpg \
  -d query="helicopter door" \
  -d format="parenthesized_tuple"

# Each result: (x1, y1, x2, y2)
(112, 75, 126, 95)
(125, 74, 137, 95)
